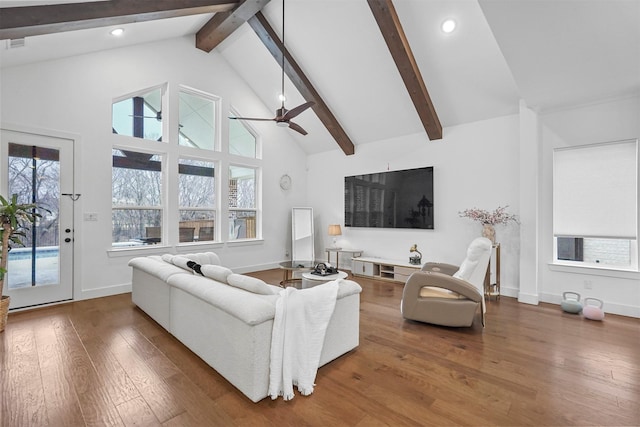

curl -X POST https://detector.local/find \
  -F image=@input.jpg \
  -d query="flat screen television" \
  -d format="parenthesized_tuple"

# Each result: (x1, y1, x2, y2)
(345, 166, 434, 229)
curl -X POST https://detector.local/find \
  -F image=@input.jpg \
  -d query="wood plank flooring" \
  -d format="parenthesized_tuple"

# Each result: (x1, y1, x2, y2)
(1, 270, 639, 426)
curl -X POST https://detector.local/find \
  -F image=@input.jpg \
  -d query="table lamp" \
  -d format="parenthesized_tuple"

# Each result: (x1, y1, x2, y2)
(328, 224, 342, 249)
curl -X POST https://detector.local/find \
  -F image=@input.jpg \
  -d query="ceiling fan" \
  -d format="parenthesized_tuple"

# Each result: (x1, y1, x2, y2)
(230, 0, 315, 135)
(129, 111, 162, 121)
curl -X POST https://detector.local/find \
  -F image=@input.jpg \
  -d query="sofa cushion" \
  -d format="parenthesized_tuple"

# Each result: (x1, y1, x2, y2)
(167, 274, 277, 325)
(171, 255, 194, 272)
(184, 252, 221, 266)
(128, 257, 187, 282)
(227, 274, 278, 295)
(201, 264, 233, 284)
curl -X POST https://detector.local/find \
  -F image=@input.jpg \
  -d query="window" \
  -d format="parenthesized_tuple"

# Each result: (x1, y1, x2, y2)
(228, 165, 258, 240)
(179, 89, 217, 150)
(553, 139, 638, 270)
(110, 85, 262, 248)
(179, 158, 216, 242)
(112, 87, 163, 141)
(112, 149, 162, 246)
(229, 111, 258, 158)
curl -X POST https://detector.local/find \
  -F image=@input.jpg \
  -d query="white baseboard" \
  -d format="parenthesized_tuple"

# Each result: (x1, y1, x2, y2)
(517, 291, 539, 305)
(540, 292, 639, 318)
(80, 283, 132, 300)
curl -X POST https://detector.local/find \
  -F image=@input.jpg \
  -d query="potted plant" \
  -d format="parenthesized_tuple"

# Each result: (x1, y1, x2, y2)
(1, 194, 43, 332)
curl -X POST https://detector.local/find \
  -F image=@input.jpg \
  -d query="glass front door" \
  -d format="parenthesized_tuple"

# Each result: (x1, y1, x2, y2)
(1, 130, 74, 309)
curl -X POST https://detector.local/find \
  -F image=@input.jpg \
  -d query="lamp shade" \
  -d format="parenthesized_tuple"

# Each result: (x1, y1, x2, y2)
(328, 224, 342, 236)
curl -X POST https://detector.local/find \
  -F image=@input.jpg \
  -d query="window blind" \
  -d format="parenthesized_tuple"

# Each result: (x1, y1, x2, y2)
(553, 140, 638, 239)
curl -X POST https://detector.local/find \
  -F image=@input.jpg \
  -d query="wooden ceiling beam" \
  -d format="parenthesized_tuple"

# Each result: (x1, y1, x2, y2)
(248, 11, 355, 155)
(0, 0, 239, 40)
(196, 0, 271, 52)
(367, 0, 442, 140)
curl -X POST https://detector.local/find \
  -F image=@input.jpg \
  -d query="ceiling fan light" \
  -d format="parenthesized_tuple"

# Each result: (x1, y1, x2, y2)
(276, 121, 289, 128)
(441, 19, 456, 33)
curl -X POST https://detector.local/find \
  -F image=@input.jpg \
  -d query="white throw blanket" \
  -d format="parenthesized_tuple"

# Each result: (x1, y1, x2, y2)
(269, 280, 339, 401)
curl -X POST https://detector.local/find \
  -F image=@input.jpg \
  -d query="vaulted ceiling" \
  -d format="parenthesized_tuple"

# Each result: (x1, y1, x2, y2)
(1, 0, 639, 156)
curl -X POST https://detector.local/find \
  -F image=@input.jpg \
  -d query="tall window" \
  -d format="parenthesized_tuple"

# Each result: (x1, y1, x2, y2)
(553, 139, 638, 270)
(112, 87, 163, 142)
(228, 165, 257, 240)
(179, 89, 217, 150)
(229, 113, 258, 158)
(112, 149, 162, 246)
(179, 158, 216, 243)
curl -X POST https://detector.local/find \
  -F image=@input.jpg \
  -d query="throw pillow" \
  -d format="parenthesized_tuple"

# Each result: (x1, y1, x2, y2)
(186, 261, 204, 276)
(161, 254, 174, 264)
(227, 273, 278, 295)
(452, 259, 478, 281)
(201, 265, 233, 284)
(171, 255, 194, 271)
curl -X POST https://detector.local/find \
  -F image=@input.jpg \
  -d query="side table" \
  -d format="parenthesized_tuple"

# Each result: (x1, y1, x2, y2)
(484, 243, 501, 299)
(278, 261, 315, 287)
(325, 248, 363, 271)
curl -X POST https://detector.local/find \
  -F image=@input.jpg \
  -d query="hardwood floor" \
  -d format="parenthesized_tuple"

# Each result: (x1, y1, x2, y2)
(2, 270, 639, 426)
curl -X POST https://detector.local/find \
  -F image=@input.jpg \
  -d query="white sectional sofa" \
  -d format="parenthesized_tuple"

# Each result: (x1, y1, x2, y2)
(128, 252, 362, 402)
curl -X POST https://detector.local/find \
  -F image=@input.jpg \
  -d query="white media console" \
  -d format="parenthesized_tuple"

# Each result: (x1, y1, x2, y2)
(351, 257, 422, 283)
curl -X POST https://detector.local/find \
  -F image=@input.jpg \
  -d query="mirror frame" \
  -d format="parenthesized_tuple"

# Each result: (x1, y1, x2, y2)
(291, 207, 314, 262)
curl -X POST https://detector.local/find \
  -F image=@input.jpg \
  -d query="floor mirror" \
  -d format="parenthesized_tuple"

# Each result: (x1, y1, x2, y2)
(291, 207, 314, 262)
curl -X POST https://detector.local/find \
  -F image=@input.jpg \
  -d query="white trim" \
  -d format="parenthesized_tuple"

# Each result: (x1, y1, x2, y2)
(517, 291, 539, 305)
(548, 262, 640, 279)
(539, 292, 640, 318)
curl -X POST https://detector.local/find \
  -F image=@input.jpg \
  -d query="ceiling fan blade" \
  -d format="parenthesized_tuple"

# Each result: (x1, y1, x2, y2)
(229, 116, 275, 122)
(282, 101, 315, 121)
(288, 121, 308, 135)
(129, 111, 162, 120)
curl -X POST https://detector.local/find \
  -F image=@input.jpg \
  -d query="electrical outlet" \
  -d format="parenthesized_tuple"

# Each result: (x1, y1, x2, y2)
(285, 251, 290, 258)
(584, 280, 593, 290)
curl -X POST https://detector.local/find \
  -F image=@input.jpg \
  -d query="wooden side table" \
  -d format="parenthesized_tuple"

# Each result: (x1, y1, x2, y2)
(484, 243, 501, 299)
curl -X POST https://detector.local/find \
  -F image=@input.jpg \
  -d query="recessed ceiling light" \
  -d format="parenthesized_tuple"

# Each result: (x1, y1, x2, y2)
(110, 28, 124, 36)
(441, 19, 456, 33)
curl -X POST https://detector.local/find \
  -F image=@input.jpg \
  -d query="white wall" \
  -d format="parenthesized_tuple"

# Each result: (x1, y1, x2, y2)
(536, 96, 640, 317)
(2, 35, 637, 318)
(306, 114, 522, 295)
(0, 36, 308, 300)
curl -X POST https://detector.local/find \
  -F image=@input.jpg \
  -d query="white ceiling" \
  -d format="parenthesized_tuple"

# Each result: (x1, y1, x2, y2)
(1, 0, 638, 155)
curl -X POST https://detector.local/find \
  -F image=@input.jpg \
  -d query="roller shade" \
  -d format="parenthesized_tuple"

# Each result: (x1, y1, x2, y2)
(553, 140, 638, 239)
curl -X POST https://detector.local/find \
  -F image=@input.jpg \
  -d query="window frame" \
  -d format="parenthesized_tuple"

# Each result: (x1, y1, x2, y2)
(112, 84, 167, 143)
(552, 139, 639, 272)
(228, 163, 261, 241)
(229, 105, 262, 159)
(111, 147, 165, 247)
(178, 85, 221, 152)
(177, 156, 218, 243)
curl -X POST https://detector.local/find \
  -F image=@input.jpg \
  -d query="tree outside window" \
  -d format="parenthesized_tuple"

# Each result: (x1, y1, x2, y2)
(179, 158, 216, 242)
(228, 165, 257, 240)
(111, 149, 162, 246)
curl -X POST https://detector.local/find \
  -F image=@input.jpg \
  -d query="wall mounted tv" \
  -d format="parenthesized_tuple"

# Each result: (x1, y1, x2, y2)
(345, 166, 434, 229)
